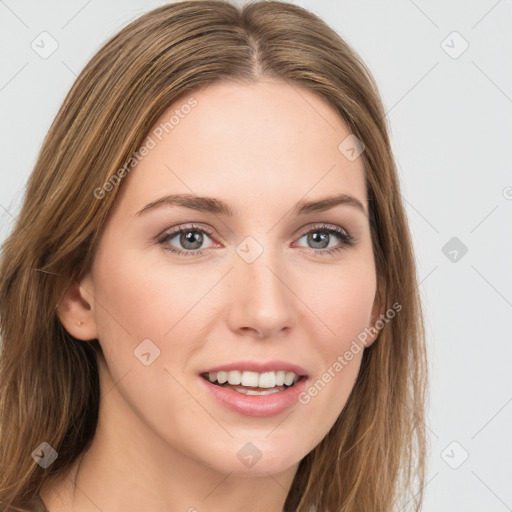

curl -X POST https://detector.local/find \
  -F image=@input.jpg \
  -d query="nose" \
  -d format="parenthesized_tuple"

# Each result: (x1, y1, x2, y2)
(226, 244, 297, 340)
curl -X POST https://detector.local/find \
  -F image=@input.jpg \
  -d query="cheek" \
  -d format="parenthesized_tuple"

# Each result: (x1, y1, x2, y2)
(305, 258, 377, 346)
(92, 243, 198, 339)
(90, 243, 224, 380)
(295, 259, 375, 426)
(89, 248, 210, 437)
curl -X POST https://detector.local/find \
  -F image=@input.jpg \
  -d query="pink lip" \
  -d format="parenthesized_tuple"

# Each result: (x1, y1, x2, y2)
(199, 375, 308, 417)
(200, 360, 308, 376)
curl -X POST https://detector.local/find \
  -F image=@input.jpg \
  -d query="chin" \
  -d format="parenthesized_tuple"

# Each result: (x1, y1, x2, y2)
(196, 436, 308, 477)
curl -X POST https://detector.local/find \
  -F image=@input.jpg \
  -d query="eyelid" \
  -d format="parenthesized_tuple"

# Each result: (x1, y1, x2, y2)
(158, 222, 351, 241)
(293, 222, 355, 252)
(157, 222, 356, 256)
(157, 222, 216, 241)
(296, 222, 350, 238)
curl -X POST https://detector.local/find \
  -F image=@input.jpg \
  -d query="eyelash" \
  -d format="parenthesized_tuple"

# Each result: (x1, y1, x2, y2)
(156, 223, 355, 257)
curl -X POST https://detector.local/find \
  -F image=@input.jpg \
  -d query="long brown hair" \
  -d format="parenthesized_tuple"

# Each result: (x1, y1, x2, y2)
(0, 1, 427, 510)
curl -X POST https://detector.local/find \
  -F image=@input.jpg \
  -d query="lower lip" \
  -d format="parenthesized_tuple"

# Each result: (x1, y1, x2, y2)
(199, 376, 308, 417)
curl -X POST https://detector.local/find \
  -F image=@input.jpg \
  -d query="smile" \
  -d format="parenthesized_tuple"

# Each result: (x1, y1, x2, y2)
(201, 370, 300, 395)
(199, 363, 308, 417)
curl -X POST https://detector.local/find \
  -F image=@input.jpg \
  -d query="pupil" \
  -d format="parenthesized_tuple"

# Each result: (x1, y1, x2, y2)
(182, 231, 202, 249)
(309, 232, 328, 249)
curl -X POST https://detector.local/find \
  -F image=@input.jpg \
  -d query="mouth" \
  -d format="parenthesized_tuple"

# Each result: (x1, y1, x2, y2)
(198, 363, 309, 417)
(200, 370, 304, 396)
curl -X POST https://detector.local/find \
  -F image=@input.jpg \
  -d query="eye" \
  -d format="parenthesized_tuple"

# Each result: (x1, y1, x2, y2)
(295, 224, 355, 256)
(157, 223, 355, 257)
(157, 224, 216, 256)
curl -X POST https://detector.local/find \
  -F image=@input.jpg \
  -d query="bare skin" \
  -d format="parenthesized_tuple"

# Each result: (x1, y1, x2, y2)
(41, 78, 382, 512)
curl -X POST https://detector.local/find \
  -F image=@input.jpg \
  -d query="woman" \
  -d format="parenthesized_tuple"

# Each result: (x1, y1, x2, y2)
(0, 1, 427, 511)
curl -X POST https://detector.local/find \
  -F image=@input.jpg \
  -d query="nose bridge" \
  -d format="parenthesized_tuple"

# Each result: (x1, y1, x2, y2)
(239, 238, 287, 304)
(244, 246, 283, 298)
(228, 234, 296, 336)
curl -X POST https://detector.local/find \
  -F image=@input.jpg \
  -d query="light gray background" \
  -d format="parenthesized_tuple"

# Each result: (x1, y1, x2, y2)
(1, 1, 511, 510)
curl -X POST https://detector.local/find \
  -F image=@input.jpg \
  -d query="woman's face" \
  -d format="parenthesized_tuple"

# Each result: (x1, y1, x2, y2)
(79, 78, 380, 477)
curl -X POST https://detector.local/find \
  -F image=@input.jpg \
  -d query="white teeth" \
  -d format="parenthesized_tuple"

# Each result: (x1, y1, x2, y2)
(227, 370, 241, 385)
(241, 371, 259, 387)
(284, 372, 296, 386)
(258, 372, 276, 388)
(275, 370, 286, 386)
(238, 387, 282, 396)
(205, 370, 300, 388)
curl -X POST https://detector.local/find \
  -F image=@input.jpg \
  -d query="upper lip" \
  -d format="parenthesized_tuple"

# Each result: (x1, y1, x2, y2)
(200, 360, 308, 377)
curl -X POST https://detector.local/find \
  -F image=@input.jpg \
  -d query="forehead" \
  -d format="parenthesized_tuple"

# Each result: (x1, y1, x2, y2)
(115, 79, 367, 216)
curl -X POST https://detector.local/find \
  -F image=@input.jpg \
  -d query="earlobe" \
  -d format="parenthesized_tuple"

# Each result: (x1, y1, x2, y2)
(56, 275, 99, 341)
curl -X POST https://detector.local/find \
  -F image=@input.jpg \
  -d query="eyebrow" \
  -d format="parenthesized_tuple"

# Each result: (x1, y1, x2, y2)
(135, 193, 367, 217)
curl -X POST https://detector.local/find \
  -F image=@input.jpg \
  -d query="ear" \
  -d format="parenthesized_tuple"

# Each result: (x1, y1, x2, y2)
(56, 274, 98, 341)
(365, 279, 386, 348)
